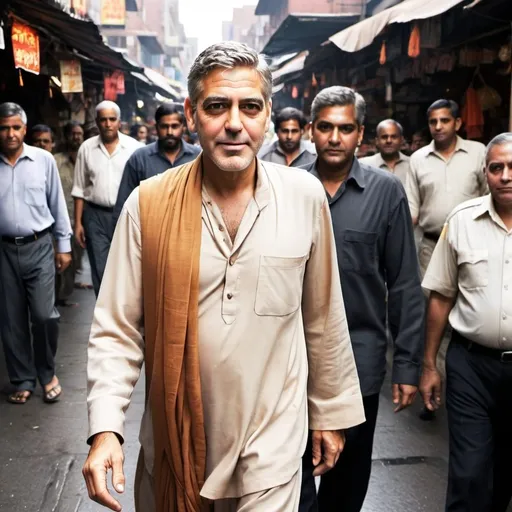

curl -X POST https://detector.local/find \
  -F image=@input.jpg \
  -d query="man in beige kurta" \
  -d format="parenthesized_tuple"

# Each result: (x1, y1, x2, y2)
(84, 42, 365, 512)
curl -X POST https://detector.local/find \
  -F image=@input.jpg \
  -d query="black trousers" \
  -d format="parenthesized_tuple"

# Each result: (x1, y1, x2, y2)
(445, 334, 512, 512)
(299, 393, 380, 512)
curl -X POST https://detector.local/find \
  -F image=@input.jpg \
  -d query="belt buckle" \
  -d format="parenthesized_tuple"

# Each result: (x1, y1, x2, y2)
(500, 351, 512, 363)
(14, 237, 25, 246)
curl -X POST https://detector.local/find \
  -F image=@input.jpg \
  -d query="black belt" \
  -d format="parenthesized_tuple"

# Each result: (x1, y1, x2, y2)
(453, 330, 512, 363)
(423, 232, 440, 243)
(86, 202, 114, 213)
(1, 227, 51, 246)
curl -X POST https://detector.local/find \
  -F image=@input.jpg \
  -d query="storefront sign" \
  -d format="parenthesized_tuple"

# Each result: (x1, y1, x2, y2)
(60, 59, 83, 93)
(11, 21, 40, 75)
(101, 0, 126, 26)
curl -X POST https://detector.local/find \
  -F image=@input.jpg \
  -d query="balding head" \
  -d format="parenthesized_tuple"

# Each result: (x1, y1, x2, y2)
(375, 119, 404, 158)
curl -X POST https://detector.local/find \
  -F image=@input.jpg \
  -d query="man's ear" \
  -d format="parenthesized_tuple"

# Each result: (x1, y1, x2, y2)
(265, 99, 272, 133)
(308, 122, 314, 142)
(455, 118, 462, 132)
(184, 98, 196, 133)
(358, 125, 365, 145)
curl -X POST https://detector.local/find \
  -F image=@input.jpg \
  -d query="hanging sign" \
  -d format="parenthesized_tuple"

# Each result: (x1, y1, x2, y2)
(11, 21, 40, 74)
(60, 60, 83, 93)
(101, 0, 126, 26)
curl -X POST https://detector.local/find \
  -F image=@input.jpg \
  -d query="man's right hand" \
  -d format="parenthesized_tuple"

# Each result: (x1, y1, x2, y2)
(83, 432, 125, 511)
(419, 364, 442, 412)
(75, 223, 86, 249)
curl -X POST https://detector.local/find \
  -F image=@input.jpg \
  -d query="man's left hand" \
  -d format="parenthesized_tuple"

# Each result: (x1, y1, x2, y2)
(311, 429, 345, 477)
(55, 253, 72, 273)
(392, 383, 418, 413)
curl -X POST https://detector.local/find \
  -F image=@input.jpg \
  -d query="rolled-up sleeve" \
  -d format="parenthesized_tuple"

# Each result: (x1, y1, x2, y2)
(385, 193, 425, 386)
(302, 197, 365, 431)
(71, 145, 86, 199)
(422, 220, 458, 298)
(87, 189, 144, 443)
(47, 156, 72, 253)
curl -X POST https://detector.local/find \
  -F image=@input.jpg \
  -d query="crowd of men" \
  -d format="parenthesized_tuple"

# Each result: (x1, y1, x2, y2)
(0, 40, 511, 512)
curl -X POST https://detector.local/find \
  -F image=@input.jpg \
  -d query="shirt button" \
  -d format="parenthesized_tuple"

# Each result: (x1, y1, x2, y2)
(503, 315, 507, 320)
(219, 225, 224, 232)
(229, 258, 235, 266)
(506, 260, 510, 264)
(227, 293, 233, 300)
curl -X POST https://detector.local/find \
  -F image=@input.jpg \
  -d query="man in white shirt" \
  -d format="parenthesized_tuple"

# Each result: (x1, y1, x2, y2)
(72, 101, 142, 295)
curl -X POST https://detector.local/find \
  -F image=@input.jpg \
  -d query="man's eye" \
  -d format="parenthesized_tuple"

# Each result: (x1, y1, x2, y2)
(206, 103, 225, 110)
(243, 104, 260, 111)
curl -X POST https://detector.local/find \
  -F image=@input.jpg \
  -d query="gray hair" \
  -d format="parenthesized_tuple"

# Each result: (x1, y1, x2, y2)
(0, 102, 28, 125)
(376, 119, 403, 137)
(95, 101, 121, 119)
(187, 41, 272, 110)
(311, 86, 366, 126)
(486, 132, 512, 163)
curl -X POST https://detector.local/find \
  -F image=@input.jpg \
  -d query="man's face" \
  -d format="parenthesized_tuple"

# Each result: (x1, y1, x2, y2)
(277, 119, 303, 154)
(137, 126, 148, 141)
(410, 134, 428, 153)
(96, 109, 120, 143)
(311, 105, 364, 169)
(375, 123, 403, 156)
(32, 131, 54, 152)
(486, 142, 512, 209)
(157, 114, 185, 151)
(0, 115, 26, 154)
(185, 66, 271, 173)
(428, 108, 461, 145)
(67, 126, 84, 150)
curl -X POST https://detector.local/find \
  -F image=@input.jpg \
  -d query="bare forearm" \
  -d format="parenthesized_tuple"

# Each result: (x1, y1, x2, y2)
(74, 198, 85, 226)
(424, 291, 455, 367)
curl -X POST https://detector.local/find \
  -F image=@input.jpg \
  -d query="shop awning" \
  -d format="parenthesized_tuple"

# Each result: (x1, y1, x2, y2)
(137, 34, 164, 55)
(262, 13, 360, 57)
(6, 0, 142, 72)
(272, 51, 308, 82)
(143, 68, 180, 100)
(329, 0, 468, 52)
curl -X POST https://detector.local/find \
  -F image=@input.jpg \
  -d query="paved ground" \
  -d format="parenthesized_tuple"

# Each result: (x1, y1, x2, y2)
(0, 267, 490, 512)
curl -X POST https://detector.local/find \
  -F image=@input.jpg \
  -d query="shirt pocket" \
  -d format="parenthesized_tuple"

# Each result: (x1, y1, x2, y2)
(24, 184, 46, 206)
(341, 230, 378, 275)
(255, 255, 307, 316)
(457, 249, 489, 289)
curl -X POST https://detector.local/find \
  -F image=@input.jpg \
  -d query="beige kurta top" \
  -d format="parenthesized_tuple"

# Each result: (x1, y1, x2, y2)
(359, 151, 410, 186)
(87, 161, 365, 500)
(422, 194, 512, 349)
(406, 136, 488, 234)
(54, 152, 75, 222)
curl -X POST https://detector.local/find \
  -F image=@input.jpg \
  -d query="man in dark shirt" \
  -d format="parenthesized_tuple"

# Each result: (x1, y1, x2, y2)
(299, 86, 424, 512)
(112, 104, 200, 228)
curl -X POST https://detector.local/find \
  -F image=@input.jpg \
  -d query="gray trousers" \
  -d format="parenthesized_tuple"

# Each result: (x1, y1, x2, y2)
(0, 234, 60, 391)
(82, 203, 113, 296)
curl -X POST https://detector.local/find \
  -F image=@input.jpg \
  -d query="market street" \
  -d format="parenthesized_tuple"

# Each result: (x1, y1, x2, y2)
(0, 265, 449, 512)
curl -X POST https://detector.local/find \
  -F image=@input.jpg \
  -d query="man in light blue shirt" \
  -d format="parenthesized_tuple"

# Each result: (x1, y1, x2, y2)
(0, 102, 72, 405)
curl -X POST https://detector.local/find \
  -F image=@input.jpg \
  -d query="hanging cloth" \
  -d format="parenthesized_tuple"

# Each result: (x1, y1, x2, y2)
(408, 24, 421, 58)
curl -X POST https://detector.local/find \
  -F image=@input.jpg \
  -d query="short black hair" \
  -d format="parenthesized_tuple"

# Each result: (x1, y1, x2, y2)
(275, 107, 307, 131)
(155, 104, 185, 124)
(427, 99, 460, 119)
(63, 120, 82, 138)
(31, 124, 53, 138)
(413, 128, 430, 141)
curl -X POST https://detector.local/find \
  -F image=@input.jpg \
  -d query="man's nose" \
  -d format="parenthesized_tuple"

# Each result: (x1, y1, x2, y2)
(225, 107, 242, 132)
(329, 128, 340, 144)
(501, 167, 512, 182)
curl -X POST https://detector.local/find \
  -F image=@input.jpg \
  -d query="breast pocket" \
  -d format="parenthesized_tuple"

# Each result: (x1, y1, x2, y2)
(458, 250, 488, 289)
(341, 230, 378, 275)
(24, 184, 46, 206)
(255, 255, 307, 316)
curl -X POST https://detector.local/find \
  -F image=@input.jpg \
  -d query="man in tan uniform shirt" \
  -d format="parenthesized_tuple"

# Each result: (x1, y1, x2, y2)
(82, 42, 365, 512)
(420, 133, 512, 511)
(406, 99, 487, 278)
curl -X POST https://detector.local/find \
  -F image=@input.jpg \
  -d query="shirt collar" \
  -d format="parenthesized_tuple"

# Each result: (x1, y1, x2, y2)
(471, 193, 509, 229)
(428, 136, 468, 156)
(1, 143, 36, 165)
(96, 132, 132, 150)
(154, 139, 196, 158)
(254, 159, 271, 210)
(310, 157, 366, 190)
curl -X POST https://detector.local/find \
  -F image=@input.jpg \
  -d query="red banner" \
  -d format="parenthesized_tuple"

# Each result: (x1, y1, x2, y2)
(11, 21, 40, 75)
(103, 71, 125, 101)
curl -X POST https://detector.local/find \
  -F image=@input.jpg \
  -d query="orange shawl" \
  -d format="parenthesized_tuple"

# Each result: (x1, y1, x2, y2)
(139, 156, 206, 511)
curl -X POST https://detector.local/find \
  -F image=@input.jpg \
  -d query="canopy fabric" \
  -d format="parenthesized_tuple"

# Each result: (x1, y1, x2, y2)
(144, 68, 180, 100)
(272, 51, 308, 82)
(329, 0, 467, 52)
(262, 13, 360, 57)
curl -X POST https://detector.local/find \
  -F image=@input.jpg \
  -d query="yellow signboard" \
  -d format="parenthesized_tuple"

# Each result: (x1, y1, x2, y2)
(101, 0, 126, 26)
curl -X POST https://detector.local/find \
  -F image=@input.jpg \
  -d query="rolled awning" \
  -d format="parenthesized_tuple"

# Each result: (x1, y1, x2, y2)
(329, 0, 468, 53)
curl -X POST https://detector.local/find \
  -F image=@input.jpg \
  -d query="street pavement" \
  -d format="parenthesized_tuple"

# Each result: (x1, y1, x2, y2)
(0, 268, 495, 512)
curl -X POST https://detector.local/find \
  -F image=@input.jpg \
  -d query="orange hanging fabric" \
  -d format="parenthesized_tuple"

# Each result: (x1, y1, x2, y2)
(292, 85, 299, 99)
(379, 41, 387, 65)
(311, 73, 318, 88)
(18, 69, 24, 87)
(408, 23, 421, 58)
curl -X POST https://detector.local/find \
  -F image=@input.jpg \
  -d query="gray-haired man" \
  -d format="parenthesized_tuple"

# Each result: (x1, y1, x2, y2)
(82, 42, 364, 512)
(299, 87, 424, 512)
(0, 102, 72, 404)
(72, 101, 142, 295)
